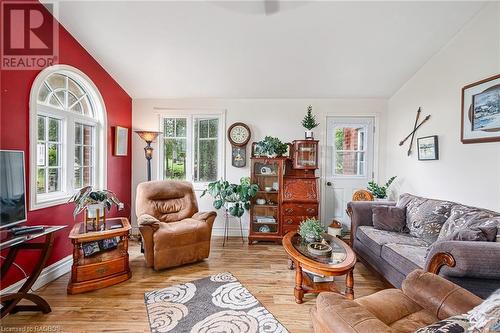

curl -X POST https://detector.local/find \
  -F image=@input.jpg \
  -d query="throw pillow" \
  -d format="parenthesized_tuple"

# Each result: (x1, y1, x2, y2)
(372, 206, 407, 232)
(397, 193, 454, 244)
(414, 314, 470, 333)
(443, 226, 498, 242)
(468, 289, 500, 333)
(438, 204, 500, 241)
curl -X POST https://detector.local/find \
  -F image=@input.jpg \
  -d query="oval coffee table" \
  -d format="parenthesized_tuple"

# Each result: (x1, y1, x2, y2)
(282, 231, 356, 304)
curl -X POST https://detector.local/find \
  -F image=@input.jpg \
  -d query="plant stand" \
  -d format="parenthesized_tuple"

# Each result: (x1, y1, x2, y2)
(222, 208, 244, 247)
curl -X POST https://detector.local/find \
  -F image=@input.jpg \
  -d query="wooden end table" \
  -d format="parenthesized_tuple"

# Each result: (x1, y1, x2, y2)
(282, 231, 356, 304)
(68, 217, 131, 294)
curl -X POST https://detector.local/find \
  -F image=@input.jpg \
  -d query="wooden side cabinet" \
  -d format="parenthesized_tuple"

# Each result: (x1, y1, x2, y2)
(68, 217, 131, 294)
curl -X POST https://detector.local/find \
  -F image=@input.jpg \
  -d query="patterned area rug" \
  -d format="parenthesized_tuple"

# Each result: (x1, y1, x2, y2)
(144, 272, 288, 333)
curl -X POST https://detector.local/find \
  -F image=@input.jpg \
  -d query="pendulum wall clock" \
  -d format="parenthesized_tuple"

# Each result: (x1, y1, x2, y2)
(228, 122, 251, 168)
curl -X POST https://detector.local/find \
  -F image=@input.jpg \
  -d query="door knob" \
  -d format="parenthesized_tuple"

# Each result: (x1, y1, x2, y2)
(326, 182, 332, 186)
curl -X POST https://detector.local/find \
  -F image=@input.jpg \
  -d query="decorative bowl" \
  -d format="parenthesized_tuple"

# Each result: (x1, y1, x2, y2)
(264, 187, 273, 192)
(256, 198, 266, 205)
(259, 225, 271, 233)
(307, 242, 333, 256)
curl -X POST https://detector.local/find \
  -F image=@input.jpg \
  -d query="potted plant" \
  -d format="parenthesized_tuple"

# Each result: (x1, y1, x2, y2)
(255, 136, 289, 158)
(201, 177, 259, 217)
(298, 217, 325, 242)
(367, 176, 397, 200)
(69, 186, 122, 219)
(301, 105, 319, 139)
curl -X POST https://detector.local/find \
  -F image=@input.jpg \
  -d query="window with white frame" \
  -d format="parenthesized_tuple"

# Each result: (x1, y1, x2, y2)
(30, 66, 106, 209)
(160, 115, 223, 184)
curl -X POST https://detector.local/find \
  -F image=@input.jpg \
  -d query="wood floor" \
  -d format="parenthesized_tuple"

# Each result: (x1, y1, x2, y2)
(1, 237, 386, 333)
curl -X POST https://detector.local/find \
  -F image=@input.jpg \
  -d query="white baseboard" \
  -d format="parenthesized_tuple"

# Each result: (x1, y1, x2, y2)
(1, 255, 73, 294)
(212, 227, 249, 237)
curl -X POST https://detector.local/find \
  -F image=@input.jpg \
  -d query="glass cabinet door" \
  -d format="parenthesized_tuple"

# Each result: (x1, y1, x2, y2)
(293, 140, 318, 169)
(251, 159, 281, 234)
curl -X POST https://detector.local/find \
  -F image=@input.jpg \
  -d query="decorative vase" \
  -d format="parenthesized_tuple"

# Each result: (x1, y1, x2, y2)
(305, 130, 314, 139)
(87, 203, 104, 218)
(305, 234, 320, 243)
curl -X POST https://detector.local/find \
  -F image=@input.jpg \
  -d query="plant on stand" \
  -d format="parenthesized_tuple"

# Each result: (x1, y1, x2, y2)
(301, 105, 319, 139)
(201, 177, 259, 217)
(367, 176, 397, 200)
(299, 217, 325, 243)
(254, 136, 289, 158)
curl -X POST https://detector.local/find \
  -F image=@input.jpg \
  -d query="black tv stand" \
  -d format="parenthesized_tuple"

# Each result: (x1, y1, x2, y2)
(0, 225, 66, 318)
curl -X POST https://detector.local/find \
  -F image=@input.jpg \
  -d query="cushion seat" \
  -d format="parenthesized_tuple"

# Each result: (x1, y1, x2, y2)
(382, 243, 428, 276)
(356, 226, 430, 256)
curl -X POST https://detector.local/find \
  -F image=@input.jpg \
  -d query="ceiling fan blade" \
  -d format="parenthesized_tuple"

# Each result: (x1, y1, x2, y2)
(264, 0, 280, 15)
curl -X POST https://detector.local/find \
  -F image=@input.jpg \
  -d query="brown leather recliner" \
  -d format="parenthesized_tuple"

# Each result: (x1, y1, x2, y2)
(310, 269, 482, 333)
(135, 180, 217, 271)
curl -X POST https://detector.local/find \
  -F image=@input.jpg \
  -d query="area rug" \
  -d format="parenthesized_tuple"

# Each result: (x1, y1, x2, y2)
(144, 272, 288, 333)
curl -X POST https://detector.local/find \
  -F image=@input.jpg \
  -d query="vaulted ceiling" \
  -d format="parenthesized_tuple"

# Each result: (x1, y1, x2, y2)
(52, 1, 485, 99)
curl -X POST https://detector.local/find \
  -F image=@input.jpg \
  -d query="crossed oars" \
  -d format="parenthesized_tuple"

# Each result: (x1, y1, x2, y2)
(399, 107, 431, 155)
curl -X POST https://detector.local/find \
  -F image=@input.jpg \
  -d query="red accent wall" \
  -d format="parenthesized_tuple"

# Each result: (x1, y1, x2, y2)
(0, 3, 132, 288)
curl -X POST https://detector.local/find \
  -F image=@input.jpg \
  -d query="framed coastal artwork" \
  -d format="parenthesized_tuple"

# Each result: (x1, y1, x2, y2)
(417, 135, 438, 161)
(461, 74, 500, 143)
(114, 126, 128, 156)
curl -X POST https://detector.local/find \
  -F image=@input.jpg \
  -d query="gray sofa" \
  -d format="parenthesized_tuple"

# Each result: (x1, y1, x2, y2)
(348, 193, 500, 298)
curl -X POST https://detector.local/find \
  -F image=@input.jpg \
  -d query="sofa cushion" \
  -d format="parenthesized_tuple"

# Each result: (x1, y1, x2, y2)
(372, 206, 407, 232)
(442, 226, 498, 242)
(438, 204, 500, 241)
(356, 226, 429, 256)
(397, 193, 454, 243)
(382, 243, 428, 275)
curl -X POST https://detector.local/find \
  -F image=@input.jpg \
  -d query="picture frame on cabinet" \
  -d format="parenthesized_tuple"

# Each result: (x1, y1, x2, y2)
(461, 74, 500, 144)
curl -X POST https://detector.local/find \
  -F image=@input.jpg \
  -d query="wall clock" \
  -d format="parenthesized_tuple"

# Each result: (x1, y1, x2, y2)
(228, 122, 251, 168)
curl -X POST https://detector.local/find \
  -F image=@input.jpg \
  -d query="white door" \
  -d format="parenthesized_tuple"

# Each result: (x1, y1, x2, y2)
(324, 117, 375, 228)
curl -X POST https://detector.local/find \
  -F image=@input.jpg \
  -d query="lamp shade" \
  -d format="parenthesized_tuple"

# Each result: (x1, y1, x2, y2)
(135, 131, 162, 143)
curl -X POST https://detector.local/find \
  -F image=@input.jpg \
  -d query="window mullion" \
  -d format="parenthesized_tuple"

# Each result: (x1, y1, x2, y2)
(67, 117, 75, 193)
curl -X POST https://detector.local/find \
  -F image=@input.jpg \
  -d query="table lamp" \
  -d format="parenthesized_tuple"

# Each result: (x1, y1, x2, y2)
(135, 130, 162, 181)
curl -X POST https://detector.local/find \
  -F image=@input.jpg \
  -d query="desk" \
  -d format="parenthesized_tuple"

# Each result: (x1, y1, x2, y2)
(0, 225, 66, 318)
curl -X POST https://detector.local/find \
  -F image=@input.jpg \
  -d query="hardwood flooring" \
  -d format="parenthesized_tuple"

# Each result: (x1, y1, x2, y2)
(1, 237, 386, 333)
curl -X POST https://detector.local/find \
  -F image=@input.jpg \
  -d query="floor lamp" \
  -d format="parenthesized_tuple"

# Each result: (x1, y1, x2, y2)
(135, 131, 161, 181)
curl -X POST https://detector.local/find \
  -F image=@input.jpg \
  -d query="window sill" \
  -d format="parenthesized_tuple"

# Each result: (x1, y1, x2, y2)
(30, 193, 73, 211)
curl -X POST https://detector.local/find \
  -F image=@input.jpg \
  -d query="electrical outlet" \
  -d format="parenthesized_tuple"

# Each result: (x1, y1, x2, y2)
(118, 202, 124, 210)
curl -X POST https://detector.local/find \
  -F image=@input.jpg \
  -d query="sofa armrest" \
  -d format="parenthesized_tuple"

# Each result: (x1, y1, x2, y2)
(402, 270, 482, 320)
(425, 240, 500, 279)
(311, 292, 395, 333)
(347, 201, 396, 244)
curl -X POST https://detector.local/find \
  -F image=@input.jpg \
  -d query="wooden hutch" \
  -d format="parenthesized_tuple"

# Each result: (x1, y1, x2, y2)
(249, 140, 319, 244)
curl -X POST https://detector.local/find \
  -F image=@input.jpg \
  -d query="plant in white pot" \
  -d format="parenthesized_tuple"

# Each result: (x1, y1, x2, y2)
(367, 176, 397, 200)
(69, 186, 122, 220)
(301, 105, 319, 139)
(299, 217, 325, 243)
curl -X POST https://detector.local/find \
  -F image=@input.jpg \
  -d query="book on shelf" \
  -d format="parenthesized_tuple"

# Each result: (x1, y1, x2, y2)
(254, 215, 276, 224)
(303, 268, 334, 283)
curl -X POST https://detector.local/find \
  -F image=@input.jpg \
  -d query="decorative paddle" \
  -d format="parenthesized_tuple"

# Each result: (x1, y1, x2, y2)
(407, 107, 421, 156)
(399, 114, 431, 146)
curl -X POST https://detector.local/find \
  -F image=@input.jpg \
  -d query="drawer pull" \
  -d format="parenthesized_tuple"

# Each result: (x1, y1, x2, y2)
(306, 208, 316, 214)
(286, 219, 293, 225)
(284, 208, 294, 214)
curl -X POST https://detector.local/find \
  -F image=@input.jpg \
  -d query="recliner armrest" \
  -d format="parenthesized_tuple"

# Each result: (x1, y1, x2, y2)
(192, 211, 217, 222)
(425, 240, 500, 279)
(137, 214, 161, 229)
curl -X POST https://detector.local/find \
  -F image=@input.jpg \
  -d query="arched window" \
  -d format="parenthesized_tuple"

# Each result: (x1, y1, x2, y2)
(29, 65, 107, 210)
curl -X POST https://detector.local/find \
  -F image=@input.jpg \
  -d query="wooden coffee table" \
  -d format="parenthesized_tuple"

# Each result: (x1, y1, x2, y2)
(282, 231, 356, 304)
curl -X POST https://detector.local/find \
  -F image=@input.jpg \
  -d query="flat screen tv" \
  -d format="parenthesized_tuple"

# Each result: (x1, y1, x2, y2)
(0, 150, 27, 229)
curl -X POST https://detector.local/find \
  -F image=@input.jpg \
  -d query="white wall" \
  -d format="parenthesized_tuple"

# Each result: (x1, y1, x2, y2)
(383, 3, 500, 211)
(132, 98, 387, 235)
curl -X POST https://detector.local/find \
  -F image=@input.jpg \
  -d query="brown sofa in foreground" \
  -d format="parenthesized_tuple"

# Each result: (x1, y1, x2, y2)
(310, 269, 482, 333)
(136, 180, 217, 270)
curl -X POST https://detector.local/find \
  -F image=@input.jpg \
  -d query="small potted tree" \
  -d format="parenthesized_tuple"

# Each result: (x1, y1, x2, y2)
(367, 176, 397, 200)
(301, 105, 319, 139)
(298, 217, 325, 243)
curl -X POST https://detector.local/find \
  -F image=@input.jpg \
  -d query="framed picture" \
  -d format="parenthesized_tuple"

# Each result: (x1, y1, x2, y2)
(461, 74, 500, 143)
(114, 126, 128, 156)
(417, 135, 439, 161)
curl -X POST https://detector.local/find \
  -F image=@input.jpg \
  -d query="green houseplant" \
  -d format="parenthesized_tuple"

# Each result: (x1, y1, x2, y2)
(69, 186, 122, 219)
(254, 136, 289, 158)
(201, 177, 259, 217)
(367, 176, 397, 199)
(298, 217, 325, 242)
(301, 105, 319, 139)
